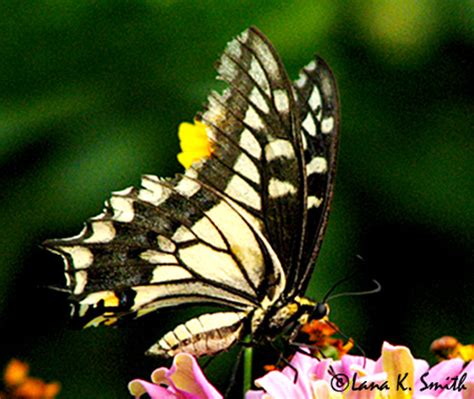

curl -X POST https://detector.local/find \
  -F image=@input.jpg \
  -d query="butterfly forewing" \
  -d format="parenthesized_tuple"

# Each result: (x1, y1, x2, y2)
(196, 27, 308, 288)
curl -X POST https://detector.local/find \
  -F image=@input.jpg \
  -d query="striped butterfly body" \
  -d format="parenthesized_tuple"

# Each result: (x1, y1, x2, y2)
(45, 26, 339, 359)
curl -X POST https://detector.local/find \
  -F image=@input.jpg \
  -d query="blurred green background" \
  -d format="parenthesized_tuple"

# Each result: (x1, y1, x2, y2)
(0, 1, 472, 397)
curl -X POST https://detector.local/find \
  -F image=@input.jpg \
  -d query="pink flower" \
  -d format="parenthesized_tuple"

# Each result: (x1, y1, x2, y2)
(246, 342, 473, 399)
(128, 353, 222, 399)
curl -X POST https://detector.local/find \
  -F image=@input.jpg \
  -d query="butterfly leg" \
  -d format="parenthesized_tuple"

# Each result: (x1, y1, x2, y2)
(264, 338, 299, 383)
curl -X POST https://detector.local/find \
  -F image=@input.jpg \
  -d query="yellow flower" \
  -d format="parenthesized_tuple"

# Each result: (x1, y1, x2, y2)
(177, 120, 212, 169)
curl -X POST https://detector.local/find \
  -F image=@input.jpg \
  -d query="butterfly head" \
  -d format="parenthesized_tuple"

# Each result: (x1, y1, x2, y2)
(312, 302, 330, 320)
(294, 297, 330, 326)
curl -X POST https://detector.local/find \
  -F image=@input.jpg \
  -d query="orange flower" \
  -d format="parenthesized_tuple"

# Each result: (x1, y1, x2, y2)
(300, 319, 353, 359)
(2, 359, 60, 399)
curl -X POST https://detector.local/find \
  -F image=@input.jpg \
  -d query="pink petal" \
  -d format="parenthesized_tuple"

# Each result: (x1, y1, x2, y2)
(158, 353, 222, 399)
(340, 354, 376, 376)
(311, 358, 334, 381)
(255, 370, 304, 399)
(413, 359, 430, 384)
(415, 359, 464, 396)
(128, 379, 177, 399)
(281, 351, 317, 398)
(245, 390, 267, 399)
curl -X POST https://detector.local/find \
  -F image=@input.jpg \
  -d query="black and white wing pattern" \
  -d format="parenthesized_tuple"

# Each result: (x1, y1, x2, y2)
(44, 26, 340, 357)
(290, 57, 340, 295)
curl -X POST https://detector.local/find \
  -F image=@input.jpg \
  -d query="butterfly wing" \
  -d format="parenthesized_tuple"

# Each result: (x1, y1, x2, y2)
(44, 26, 339, 331)
(44, 172, 284, 327)
(290, 57, 340, 295)
(194, 26, 309, 291)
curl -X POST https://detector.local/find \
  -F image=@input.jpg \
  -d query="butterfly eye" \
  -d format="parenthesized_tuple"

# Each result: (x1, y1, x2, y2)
(312, 303, 328, 320)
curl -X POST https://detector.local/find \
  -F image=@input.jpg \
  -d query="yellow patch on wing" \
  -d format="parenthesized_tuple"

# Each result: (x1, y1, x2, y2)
(177, 120, 212, 169)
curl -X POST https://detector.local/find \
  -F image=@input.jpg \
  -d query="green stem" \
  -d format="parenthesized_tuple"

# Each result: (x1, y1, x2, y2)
(243, 338, 253, 396)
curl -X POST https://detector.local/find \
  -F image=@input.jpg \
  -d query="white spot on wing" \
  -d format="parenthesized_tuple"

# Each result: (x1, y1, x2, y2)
(265, 139, 295, 161)
(110, 196, 135, 222)
(249, 86, 269, 113)
(175, 177, 200, 198)
(83, 221, 116, 244)
(295, 73, 307, 88)
(252, 41, 279, 79)
(243, 106, 264, 131)
(305, 60, 317, 71)
(268, 178, 297, 198)
(302, 114, 317, 137)
(249, 57, 270, 95)
(172, 225, 194, 243)
(306, 157, 328, 175)
(308, 196, 323, 209)
(300, 131, 308, 150)
(308, 88, 322, 112)
(233, 153, 260, 184)
(226, 38, 242, 58)
(239, 129, 261, 159)
(59, 246, 94, 269)
(112, 186, 134, 196)
(321, 116, 334, 134)
(239, 29, 249, 43)
(140, 250, 177, 264)
(151, 265, 192, 283)
(273, 89, 289, 113)
(218, 56, 238, 82)
(225, 174, 261, 210)
(139, 175, 170, 206)
(74, 270, 88, 295)
(157, 235, 176, 253)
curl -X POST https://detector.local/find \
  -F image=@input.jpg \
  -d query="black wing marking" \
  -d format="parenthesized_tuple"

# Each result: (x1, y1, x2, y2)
(290, 56, 340, 295)
(44, 172, 284, 327)
(193, 26, 307, 291)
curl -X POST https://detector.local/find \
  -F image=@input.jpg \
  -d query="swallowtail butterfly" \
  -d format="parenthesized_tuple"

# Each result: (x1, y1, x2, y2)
(44, 26, 339, 359)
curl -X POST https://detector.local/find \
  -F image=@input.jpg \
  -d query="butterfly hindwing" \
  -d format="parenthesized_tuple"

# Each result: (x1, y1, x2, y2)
(291, 56, 340, 295)
(44, 171, 285, 327)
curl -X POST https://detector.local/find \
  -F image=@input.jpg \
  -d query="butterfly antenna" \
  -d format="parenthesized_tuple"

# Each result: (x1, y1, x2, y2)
(326, 279, 381, 302)
(37, 284, 71, 294)
(322, 271, 359, 303)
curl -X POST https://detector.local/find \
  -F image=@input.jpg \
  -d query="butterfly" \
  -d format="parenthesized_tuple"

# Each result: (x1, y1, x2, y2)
(44, 26, 340, 359)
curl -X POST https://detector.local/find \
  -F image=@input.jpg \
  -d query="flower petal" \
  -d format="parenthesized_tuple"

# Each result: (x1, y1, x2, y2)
(128, 379, 177, 399)
(281, 352, 316, 398)
(164, 353, 222, 399)
(4, 359, 29, 386)
(255, 370, 303, 399)
(415, 358, 464, 397)
(177, 120, 212, 169)
(312, 380, 343, 399)
(382, 341, 415, 399)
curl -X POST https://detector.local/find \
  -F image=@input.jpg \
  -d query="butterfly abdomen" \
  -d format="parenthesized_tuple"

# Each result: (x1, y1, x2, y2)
(147, 311, 247, 358)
